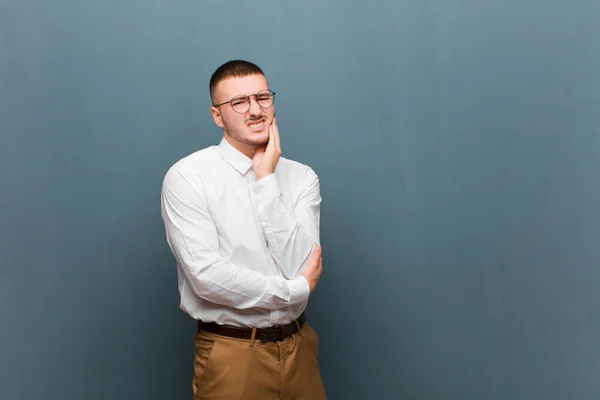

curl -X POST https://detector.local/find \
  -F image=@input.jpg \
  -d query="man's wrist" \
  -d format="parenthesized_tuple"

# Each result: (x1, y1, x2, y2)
(287, 275, 311, 303)
(255, 169, 274, 181)
(251, 173, 280, 200)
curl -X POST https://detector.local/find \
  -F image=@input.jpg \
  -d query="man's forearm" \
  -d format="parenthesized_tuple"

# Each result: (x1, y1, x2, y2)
(161, 170, 310, 311)
(251, 173, 321, 278)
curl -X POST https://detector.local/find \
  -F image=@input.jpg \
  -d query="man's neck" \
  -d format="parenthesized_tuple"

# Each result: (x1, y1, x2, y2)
(223, 134, 257, 159)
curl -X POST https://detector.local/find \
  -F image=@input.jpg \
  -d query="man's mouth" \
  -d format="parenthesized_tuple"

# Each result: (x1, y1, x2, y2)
(247, 119, 265, 131)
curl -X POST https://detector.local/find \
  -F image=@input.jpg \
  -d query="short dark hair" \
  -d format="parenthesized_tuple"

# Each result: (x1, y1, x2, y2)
(209, 60, 265, 103)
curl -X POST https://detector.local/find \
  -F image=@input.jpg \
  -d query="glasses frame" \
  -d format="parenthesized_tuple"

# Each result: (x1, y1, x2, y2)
(213, 89, 276, 114)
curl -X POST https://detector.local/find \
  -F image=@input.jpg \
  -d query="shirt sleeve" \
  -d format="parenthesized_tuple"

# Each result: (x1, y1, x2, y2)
(160, 168, 310, 310)
(251, 166, 321, 279)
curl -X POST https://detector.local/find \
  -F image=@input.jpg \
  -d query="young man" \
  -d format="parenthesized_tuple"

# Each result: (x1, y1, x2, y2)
(160, 60, 326, 399)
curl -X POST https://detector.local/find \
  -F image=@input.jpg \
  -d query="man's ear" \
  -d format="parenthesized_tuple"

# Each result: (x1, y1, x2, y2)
(210, 106, 224, 128)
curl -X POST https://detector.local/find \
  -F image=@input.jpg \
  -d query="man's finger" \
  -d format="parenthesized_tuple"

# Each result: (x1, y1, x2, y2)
(267, 122, 276, 152)
(272, 118, 280, 151)
(312, 246, 322, 261)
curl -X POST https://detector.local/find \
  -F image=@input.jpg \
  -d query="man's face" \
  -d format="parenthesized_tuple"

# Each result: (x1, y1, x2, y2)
(210, 74, 275, 150)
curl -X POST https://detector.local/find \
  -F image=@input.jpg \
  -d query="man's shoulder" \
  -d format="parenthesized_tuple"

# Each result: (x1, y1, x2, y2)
(162, 145, 221, 187)
(279, 156, 317, 175)
(277, 156, 319, 186)
(167, 146, 219, 174)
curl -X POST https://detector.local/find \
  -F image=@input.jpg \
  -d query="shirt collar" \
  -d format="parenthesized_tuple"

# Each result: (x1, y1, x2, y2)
(216, 137, 253, 175)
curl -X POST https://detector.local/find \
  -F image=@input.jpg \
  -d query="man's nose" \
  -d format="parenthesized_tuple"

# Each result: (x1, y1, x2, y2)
(248, 96, 262, 116)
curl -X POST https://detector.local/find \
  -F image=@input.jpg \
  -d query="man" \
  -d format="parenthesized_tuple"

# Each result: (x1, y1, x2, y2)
(160, 59, 326, 399)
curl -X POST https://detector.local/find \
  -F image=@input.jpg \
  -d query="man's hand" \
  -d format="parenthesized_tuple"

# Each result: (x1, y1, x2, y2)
(301, 246, 323, 293)
(252, 118, 281, 180)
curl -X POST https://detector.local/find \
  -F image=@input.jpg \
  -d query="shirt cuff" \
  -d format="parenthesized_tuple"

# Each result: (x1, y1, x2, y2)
(252, 173, 280, 201)
(287, 276, 311, 304)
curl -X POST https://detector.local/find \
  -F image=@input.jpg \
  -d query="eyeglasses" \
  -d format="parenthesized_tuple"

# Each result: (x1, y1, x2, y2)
(213, 89, 276, 114)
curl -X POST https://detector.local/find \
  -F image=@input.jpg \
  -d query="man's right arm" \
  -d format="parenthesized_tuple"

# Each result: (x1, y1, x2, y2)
(160, 168, 310, 310)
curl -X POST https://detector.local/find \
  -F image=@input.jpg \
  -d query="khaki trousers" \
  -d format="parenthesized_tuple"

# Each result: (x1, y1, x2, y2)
(192, 322, 327, 400)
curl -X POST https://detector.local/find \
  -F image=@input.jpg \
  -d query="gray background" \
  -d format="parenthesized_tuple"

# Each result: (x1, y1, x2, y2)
(1, 0, 599, 399)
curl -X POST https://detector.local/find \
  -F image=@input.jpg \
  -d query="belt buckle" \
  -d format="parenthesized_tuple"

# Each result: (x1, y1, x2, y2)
(260, 326, 283, 342)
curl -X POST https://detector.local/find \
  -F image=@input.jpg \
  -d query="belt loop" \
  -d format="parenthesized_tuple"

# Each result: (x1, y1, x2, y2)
(249, 328, 257, 347)
(294, 320, 302, 337)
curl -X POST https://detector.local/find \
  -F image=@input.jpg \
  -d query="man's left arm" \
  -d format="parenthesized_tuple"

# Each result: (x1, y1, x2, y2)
(251, 168, 321, 279)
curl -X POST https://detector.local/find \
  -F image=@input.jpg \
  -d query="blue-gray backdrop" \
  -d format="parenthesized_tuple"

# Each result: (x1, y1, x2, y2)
(1, 1, 599, 399)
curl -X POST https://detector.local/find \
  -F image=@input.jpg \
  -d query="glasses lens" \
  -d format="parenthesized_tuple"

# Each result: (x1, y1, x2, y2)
(231, 95, 250, 113)
(256, 90, 274, 108)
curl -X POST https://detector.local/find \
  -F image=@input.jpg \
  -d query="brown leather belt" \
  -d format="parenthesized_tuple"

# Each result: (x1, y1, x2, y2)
(197, 312, 306, 343)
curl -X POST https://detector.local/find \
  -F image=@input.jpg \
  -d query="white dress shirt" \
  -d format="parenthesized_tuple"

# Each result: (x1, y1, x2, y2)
(160, 137, 321, 328)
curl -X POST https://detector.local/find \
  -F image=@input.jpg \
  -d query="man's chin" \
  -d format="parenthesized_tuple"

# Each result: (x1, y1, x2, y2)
(246, 133, 269, 146)
(250, 138, 269, 147)
(226, 130, 269, 148)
